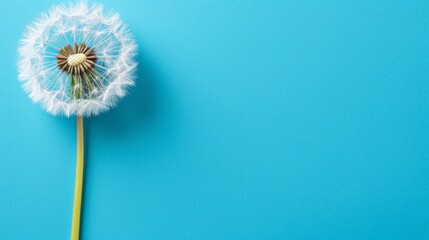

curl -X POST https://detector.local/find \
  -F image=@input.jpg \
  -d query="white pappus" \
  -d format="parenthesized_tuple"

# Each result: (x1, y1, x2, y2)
(18, 1, 138, 117)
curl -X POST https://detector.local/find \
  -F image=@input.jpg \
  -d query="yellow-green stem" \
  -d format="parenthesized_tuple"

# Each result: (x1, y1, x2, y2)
(71, 116, 84, 240)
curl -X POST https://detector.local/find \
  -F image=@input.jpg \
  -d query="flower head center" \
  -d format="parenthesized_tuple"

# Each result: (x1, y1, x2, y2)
(56, 43, 97, 76)
(67, 53, 87, 67)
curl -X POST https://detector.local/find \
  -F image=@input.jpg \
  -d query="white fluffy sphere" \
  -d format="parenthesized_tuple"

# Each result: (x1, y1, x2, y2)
(18, 2, 137, 117)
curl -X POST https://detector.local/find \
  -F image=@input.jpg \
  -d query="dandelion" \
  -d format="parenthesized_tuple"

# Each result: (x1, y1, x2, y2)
(17, 2, 137, 239)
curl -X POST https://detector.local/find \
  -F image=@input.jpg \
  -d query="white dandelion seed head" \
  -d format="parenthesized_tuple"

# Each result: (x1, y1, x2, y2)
(18, 1, 138, 117)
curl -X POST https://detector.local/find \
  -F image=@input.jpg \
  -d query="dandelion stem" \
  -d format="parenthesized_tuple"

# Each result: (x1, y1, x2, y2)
(71, 115, 84, 240)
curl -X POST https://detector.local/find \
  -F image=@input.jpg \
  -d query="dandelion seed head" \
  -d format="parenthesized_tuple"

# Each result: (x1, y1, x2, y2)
(18, 1, 137, 117)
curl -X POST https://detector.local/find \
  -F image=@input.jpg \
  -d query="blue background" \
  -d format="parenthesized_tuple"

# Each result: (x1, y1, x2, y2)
(0, 0, 428, 239)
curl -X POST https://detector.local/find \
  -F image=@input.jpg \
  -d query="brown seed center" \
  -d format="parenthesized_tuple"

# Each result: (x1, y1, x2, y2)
(56, 43, 97, 76)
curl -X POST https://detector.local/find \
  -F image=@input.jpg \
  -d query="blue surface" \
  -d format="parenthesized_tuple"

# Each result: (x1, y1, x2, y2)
(0, 1, 428, 239)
